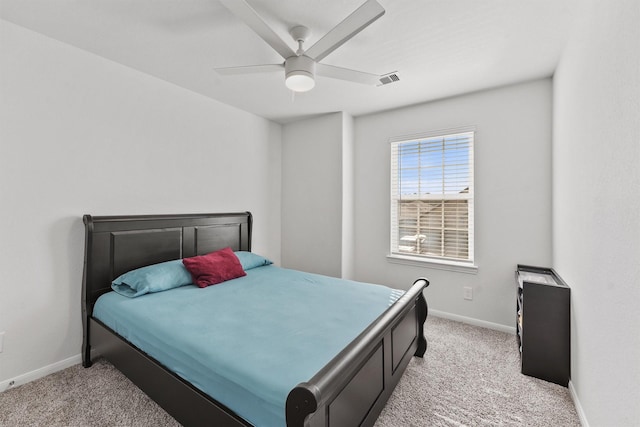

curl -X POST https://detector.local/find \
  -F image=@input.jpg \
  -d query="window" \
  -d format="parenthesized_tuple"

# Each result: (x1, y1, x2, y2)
(390, 130, 474, 267)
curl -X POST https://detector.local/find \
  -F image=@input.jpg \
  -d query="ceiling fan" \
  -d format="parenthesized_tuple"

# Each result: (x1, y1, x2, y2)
(216, 0, 394, 92)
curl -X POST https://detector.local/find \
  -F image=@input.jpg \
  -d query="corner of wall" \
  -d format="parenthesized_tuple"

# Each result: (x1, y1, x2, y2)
(341, 112, 356, 279)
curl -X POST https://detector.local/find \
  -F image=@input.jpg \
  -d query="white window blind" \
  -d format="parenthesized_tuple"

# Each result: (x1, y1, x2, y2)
(390, 130, 474, 264)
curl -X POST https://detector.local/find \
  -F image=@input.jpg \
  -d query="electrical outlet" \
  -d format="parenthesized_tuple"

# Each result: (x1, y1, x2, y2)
(463, 286, 473, 300)
(0, 331, 4, 353)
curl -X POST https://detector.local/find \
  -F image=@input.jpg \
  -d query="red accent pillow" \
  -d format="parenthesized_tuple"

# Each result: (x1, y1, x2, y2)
(182, 247, 246, 288)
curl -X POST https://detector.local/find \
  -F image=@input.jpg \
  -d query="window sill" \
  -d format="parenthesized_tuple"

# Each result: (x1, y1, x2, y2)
(386, 253, 478, 274)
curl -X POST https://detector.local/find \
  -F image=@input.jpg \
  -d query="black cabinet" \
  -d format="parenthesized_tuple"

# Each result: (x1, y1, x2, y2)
(516, 264, 570, 386)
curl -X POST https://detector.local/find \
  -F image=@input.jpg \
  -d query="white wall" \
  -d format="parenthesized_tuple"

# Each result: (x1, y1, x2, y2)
(281, 113, 345, 277)
(353, 79, 553, 328)
(552, 0, 640, 425)
(341, 113, 355, 280)
(0, 20, 281, 386)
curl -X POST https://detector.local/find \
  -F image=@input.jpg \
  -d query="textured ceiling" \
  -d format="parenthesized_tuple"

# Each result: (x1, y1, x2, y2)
(0, 0, 579, 123)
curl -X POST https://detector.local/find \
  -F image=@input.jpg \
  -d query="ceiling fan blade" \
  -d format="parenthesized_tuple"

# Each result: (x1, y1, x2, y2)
(304, 0, 385, 63)
(214, 64, 284, 75)
(219, 0, 295, 60)
(316, 63, 381, 86)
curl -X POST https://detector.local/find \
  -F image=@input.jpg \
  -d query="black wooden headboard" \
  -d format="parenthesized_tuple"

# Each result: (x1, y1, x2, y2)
(81, 212, 252, 366)
(81, 212, 252, 315)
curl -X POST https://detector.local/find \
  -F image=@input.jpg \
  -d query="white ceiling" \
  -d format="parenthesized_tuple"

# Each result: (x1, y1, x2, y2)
(1, 0, 578, 123)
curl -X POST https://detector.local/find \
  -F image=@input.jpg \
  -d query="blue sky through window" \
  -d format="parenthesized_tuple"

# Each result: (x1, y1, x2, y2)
(398, 134, 470, 196)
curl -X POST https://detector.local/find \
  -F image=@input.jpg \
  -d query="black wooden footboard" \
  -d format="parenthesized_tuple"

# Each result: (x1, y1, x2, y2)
(287, 278, 429, 427)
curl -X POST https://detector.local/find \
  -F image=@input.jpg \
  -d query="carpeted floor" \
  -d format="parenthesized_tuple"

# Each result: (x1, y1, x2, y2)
(375, 317, 579, 427)
(0, 316, 580, 426)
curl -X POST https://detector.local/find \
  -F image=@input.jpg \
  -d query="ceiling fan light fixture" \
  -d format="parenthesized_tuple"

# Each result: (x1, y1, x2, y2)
(285, 55, 316, 92)
(285, 72, 315, 92)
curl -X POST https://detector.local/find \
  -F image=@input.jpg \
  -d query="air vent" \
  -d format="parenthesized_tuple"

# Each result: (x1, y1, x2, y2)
(378, 73, 400, 86)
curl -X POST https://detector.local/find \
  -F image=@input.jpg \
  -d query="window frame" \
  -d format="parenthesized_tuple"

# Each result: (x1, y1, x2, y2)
(388, 127, 477, 273)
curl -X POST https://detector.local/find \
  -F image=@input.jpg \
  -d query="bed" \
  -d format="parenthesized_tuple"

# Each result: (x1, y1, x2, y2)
(81, 212, 429, 427)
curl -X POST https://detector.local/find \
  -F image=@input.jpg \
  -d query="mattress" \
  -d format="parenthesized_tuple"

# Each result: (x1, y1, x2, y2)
(93, 265, 404, 426)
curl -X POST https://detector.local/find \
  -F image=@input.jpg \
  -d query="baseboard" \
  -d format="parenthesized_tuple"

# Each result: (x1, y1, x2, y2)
(569, 380, 589, 427)
(0, 354, 81, 393)
(429, 309, 517, 334)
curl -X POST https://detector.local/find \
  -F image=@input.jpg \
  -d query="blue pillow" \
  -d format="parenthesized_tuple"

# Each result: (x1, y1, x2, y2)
(234, 251, 273, 271)
(112, 259, 193, 298)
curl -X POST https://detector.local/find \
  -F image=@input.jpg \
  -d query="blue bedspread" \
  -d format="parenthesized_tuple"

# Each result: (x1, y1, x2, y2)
(93, 265, 404, 426)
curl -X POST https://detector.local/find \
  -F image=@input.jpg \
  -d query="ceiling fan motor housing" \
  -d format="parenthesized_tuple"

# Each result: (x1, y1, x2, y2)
(285, 55, 316, 91)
